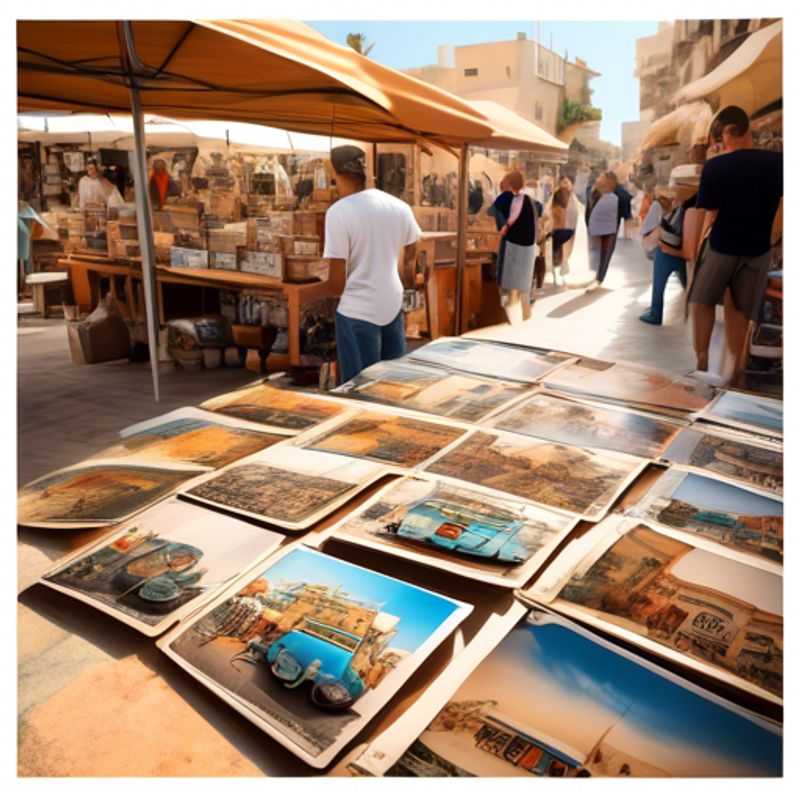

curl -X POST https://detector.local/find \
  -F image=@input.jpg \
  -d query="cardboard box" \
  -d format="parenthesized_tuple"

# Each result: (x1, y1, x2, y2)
(170, 247, 209, 268)
(289, 236, 321, 257)
(285, 256, 329, 283)
(210, 251, 238, 271)
(207, 230, 240, 254)
(153, 231, 175, 262)
(293, 210, 325, 239)
(239, 250, 283, 280)
(208, 190, 239, 220)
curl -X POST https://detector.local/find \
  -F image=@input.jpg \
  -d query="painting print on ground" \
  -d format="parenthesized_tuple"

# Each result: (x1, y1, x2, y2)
(630, 469, 782, 566)
(328, 475, 577, 587)
(490, 391, 682, 459)
(202, 383, 347, 432)
(302, 411, 467, 468)
(41, 499, 284, 635)
(333, 359, 532, 423)
(161, 545, 470, 767)
(424, 430, 645, 520)
(17, 460, 204, 528)
(555, 523, 782, 700)
(699, 390, 782, 438)
(385, 612, 781, 777)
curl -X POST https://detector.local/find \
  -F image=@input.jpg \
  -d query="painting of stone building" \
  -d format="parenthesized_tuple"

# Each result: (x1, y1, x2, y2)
(559, 525, 783, 697)
(424, 431, 643, 518)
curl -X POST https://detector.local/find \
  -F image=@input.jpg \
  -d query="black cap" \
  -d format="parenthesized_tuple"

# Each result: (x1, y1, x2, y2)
(710, 105, 750, 142)
(330, 145, 366, 177)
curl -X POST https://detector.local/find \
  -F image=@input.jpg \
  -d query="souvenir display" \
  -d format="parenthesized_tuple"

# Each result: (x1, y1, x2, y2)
(524, 516, 782, 703)
(300, 410, 468, 469)
(407, 337, 571, 383)
(158, 544, 471, 768)
(96, 407, 285, 469)
(17, 458, 206, 529)
(333, 359, 532, 424)
(698, 390, 782, 439)
(352, 606, 782, 778)
(628, 468, 782, 570)
(663, 425, 782, 497)
(424, 430, 647, 521)
(181, 444, 386, 530)
(542, 358, 715, 414)
(321, 475, 578, 588)
(487, 390, 683, 459)
(201, 383, 348, 433)
(40, 499, 284, 635)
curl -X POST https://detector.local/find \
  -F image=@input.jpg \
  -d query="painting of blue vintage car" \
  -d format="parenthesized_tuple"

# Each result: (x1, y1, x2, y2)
(259, 619, 367, 710)
(393, 499, 530, 564)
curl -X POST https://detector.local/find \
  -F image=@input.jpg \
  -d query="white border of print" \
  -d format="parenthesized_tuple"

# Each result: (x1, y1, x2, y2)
(156, 542, 472, 769)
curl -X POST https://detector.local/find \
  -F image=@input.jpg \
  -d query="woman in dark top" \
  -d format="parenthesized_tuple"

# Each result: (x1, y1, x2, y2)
(488, 176, 513, 286)
(498, 171, 537, 321)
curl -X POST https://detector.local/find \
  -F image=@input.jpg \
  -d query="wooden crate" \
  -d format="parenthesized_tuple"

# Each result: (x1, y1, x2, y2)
(285, 256, 329, 283)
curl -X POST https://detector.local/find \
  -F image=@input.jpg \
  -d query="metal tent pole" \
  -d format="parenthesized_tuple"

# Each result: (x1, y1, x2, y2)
(121, 22, 161, 402)
(454, 143, 469, 335)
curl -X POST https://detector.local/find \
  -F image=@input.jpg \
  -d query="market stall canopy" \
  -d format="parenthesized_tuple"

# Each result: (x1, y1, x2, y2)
(469, 100, 568, 153)
(17, 19, 494, 146)
(639, 101, 714, 151)
(672, 20, 782, 115)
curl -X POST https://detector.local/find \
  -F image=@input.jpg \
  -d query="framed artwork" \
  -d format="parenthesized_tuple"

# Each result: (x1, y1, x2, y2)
(158, 544, 471, 768)
(698, 390, 782, 440)
(40, 498, 284, 635)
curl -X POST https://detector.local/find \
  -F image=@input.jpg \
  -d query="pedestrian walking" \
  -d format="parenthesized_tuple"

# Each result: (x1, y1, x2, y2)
(586, 174, 619, 290)
(488, 175, 513, 286)
(688, 106, 783, 384)
(549, 187, 576, 286)
(498, 170, 537, 320)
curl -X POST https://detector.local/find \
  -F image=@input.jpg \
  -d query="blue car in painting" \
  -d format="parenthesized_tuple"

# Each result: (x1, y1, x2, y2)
(263, 619, 367, 710)
(394, 499, 530, 564)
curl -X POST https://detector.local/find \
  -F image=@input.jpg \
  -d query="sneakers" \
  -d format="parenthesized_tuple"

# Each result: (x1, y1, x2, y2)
(639, 310, 662, 326)
(687, 369, 726, 387)
(585, 280, 601, 293)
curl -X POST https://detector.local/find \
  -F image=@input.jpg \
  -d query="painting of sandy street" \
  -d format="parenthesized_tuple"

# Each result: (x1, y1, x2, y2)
(424, 431, 645, 519)
(386, 612, 781, 777)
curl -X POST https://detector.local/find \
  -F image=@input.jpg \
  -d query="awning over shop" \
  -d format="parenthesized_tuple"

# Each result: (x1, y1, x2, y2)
(18, 20, 494, 146)
(639, 101, 713, 151)
(468, 100, 568, 154)
(672, 20, 782, 115)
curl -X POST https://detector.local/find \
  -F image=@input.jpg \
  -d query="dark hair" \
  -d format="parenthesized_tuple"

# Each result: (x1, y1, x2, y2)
(87, 158, 98, 168)
(553, 187, 570, 208)
(710, 105, 750, 141)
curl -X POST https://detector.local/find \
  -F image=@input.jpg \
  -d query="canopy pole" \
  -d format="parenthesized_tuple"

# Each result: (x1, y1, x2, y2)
(121, 22, 161, 402)
(454, 143, 469, 335)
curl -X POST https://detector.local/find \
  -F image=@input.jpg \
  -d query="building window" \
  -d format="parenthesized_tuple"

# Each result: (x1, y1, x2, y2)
(534, 102, 544, 121)
(464, 68, 479, 77)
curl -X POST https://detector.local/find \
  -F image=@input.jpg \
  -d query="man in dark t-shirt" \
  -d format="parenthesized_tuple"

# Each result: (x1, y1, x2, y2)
(689, 105, 783, 382)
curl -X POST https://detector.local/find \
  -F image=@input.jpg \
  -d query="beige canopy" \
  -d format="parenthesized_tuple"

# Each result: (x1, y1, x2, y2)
(468, 100, 568, 154)
(18, 19, 494, 146)
(672, 21, 782, 115)
(640, 101, 714, 151)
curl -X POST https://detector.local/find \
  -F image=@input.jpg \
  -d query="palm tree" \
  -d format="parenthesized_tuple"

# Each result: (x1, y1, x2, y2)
(346, 32, 375, 57)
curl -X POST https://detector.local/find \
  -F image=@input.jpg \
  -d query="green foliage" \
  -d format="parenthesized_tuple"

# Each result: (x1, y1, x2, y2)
(346, 33, 375, 57)
(557, 99, 602, 133)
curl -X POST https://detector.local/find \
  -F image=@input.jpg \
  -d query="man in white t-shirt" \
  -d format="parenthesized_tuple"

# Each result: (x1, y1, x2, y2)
(324, 145, 421, 383)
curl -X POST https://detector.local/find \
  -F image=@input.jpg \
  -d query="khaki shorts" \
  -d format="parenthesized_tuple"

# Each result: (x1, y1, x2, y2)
(689, 245, 771, 321)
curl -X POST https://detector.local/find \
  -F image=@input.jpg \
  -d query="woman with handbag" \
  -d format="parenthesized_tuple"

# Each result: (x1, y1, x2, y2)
(498, 171, 537, 321)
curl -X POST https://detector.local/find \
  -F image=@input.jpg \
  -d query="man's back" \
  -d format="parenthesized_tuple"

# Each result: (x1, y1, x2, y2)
(323, 188, 421, 326)
(698, 149, 783, 257)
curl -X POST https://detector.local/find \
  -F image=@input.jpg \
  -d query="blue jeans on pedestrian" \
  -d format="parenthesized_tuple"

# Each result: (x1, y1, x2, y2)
(335, 310, 406, 384)
(641, 249, 687, 324)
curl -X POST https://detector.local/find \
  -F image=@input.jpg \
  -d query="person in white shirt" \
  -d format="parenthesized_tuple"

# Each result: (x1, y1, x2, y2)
(323, 145, 422, 383)
(77, 159, 115, 211)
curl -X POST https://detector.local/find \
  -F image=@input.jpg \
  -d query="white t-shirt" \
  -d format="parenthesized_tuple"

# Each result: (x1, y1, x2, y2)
(323, 188, 421, 326)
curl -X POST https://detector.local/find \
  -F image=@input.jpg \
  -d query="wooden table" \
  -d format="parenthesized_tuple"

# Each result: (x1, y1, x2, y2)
(25, 271, 70, 318)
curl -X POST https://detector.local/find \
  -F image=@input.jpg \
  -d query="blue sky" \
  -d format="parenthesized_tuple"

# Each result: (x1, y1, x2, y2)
(260, 547, 460, 651)
(308, 21, 659, 144)
(673, 472, 783, 516)
(516, 620, 781, 775)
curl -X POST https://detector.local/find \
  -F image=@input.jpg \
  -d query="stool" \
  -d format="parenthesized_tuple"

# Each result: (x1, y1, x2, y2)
(25, 272, 70, 319)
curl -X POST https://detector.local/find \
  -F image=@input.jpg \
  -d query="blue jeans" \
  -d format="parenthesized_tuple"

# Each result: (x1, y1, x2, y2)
(646, 249, 687, 323)
(335, 310, 406, 384)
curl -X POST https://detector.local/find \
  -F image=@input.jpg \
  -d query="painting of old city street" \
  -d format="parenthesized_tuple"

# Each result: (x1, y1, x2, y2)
(558, 525, 783, 698)
(17, 461, 202, 528)
(424, 431, 645, 519)
(386, 612, 781, 777)
(632, 470, 783, 565)
(164, 547, 466, 763)
(302, 411, 466, 468)
(330, 476, 575, 585)
(42, 499, 283, 634)
(202, 383, 346, 432)
(664, 429, 783, 496)
(333, 360, 531, 423)
(490, 392, 682, 459)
